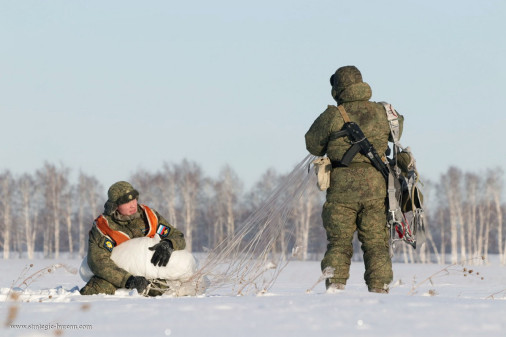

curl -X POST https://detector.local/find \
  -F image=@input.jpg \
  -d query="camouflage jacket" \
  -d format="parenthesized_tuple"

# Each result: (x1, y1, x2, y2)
(305, 82, 404, 203)
(86, 205, 186, 288)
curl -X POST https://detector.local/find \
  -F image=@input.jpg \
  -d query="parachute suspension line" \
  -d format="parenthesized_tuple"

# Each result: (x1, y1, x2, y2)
(190, 154, 317, 295)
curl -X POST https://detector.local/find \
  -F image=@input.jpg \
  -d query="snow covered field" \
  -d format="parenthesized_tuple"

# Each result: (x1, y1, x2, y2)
(1, 256, 506, 337)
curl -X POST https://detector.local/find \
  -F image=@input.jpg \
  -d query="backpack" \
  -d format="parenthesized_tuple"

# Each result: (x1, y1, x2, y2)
(381, 102, 426, 250)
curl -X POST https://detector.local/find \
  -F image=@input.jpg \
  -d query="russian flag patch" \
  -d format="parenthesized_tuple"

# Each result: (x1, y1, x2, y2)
(156, 224, 170, 238)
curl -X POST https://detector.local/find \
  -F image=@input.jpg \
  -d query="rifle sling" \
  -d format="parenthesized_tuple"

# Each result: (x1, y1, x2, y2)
(337, 105, 351, 123)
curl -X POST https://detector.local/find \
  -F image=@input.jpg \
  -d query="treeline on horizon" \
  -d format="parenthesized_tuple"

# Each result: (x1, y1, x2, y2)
(0, 160, 504, 264)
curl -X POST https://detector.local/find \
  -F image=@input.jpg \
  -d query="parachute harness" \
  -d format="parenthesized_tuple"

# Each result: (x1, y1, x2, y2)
(381, 102, 425, 251)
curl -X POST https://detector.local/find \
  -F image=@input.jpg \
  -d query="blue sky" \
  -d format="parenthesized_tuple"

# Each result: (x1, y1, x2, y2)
(1, 0, 505, 190)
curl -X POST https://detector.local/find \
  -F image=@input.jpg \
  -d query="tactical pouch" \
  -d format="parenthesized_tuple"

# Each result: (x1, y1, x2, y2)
(313, 157, 332, 191)
(397, 149, 415, 175)
(401, 184, 423, 213)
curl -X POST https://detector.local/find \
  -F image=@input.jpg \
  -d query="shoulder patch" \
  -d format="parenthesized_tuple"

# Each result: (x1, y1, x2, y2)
(103, 238, 115, 252)
(156, 224, 171, 238)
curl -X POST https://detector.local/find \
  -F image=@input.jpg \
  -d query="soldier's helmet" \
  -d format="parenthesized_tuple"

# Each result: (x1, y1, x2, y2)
(330, 65, 363, 98)
(103, 181, 139, 215)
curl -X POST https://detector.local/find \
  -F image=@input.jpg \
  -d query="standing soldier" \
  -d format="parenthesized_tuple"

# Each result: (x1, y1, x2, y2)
(80, 181, 186, 296)
(305, 66, 403, 293)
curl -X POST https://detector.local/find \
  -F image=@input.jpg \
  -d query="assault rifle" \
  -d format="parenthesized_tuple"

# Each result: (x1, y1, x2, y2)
(329, 122, 390, 180)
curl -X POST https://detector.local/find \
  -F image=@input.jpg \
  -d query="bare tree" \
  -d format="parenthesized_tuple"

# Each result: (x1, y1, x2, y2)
(434, 178, 448, 264)
(465, 173, 479, 258)
(291, 173, 320, 261)
(77, 172, 104, 257)
(0, 171, 13, 259)
(37, 163, 70, 258)
(245, 168, 279, 212)
(205, 165, 244, 250)
(217, 166, 242, 239)
(441, 167, 465, 263)
(437, 207, 446, 264)
(486, 169, 504, 263)
(159, 164, 178, 227)
(477, 183, 491, 260)
(77, 173, 87, 257)
(130, 169, 158, 208)
(431, 167, 505, 265)
(62, 185, 74, 255)
(206, 190, 224, 249)
(18, 174, 38, 259)
(175, 159, 203, 252)
(239, 168, 292, 257)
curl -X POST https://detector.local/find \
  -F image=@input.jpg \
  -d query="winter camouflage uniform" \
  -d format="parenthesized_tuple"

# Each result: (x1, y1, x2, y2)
(80, 181, 186, 295)
(305, 66, 403, 292)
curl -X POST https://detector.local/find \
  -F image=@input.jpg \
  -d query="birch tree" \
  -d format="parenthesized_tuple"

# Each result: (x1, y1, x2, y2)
(291, 175, 320, 261)
(77, 172, 103, 257)
(486, 169, 504, 263)
(62, 186, 75, 255)
(216, 166, 242, 239)
(206, 190, 224, 249)
(0, 171, 13, 259)
(175, 159, 203, 252)
(37, 163, 70, 258)
(465, 173, 479, 258)
(18, 174, 37, 259)
(476, 181, 490, 260)
(130, 169, 157, 208)
(441, 167, 465, 263)
(159, 164, 178, 227)
(244, 169, 284, 255)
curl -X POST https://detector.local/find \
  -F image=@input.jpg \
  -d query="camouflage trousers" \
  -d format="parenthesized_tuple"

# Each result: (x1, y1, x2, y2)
(80, 276, 167, 296)
(321, 198, 393, 291)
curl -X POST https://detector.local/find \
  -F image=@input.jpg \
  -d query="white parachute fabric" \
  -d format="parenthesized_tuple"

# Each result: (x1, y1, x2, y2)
(79, 235, 198, 283)
(188, 154, 317, 295)
(79, 257, 94, 283)
(110, 236, 197, 281)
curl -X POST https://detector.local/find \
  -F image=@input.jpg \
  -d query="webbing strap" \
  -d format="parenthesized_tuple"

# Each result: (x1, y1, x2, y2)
(337, 105, 351, 123)
(388, 170, 401, 213)
(380, 102, 402, 148)
(380, 102, 404, 217)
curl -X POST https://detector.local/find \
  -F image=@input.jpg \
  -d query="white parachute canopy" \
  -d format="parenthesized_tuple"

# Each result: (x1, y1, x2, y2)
(79, 235, 197, 283)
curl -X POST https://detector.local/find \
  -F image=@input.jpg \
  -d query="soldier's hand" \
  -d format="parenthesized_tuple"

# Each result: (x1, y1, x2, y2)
(125, 276, 149, 294)
(149, 240, 174, 267)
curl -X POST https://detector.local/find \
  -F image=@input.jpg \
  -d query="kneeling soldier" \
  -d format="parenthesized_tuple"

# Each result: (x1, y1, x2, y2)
(80, 181, 186, 296)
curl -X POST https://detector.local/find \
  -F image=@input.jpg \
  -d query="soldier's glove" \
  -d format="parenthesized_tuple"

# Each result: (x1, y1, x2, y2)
(149, 240, 174, 267)
(125, 276, 149, 294)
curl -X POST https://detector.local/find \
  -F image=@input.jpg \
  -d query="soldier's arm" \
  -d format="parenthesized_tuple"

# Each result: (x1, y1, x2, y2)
(305, 106, 337, 156)
(154, 211, 186, 250)
(86, 226, 132, 288)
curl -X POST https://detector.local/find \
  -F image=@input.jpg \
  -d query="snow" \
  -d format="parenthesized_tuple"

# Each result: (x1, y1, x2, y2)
(1, 256, 506, 337)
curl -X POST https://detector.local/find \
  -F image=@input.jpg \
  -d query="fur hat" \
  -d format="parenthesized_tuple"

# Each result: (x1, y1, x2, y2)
(330, 65, 363, 98)
(103, 181, 139, 215)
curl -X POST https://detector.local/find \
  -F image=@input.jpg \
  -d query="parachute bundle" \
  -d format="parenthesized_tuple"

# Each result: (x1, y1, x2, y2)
(382, 102, 426, 251)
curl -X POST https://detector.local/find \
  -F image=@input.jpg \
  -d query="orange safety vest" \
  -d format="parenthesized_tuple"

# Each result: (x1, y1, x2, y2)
(94, 204, 159, 246)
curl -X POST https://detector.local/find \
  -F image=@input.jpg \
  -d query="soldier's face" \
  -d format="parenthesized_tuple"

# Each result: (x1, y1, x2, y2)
(117, 199, 138, 216)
